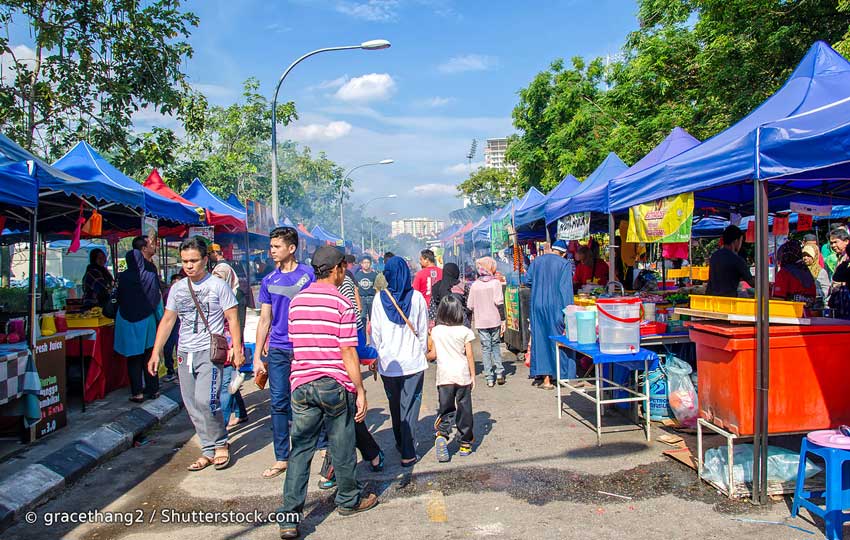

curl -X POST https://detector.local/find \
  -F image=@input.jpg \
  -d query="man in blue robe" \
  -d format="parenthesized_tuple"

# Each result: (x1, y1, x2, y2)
(527, 240, 574, 390)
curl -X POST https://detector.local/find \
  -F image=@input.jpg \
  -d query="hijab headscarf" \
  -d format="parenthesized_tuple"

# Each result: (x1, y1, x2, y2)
(380, 256, 414, 325)
(431, 262, 460, 309)
(476, 256, 497, 282)
(802, 244, 822, 279)
(778, 240, 815, 289)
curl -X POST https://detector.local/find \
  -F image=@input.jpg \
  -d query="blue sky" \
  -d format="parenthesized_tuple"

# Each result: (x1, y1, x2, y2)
(8, 0, 640, 220)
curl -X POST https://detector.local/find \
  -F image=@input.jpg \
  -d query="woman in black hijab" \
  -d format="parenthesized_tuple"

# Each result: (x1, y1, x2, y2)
(428, 262, 471, 326)
(82, 249, 114, 309)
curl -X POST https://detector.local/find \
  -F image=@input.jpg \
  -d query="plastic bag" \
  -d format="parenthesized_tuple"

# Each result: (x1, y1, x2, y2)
(665, 355, 698, 427)
(701, 444, 822, 492)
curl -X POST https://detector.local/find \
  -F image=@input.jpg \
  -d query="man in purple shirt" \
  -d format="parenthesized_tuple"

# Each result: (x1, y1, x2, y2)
(254, 226, 315, 479)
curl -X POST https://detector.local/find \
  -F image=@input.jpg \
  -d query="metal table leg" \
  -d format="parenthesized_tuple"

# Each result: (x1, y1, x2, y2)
(595, 363, 602, 447)
(555, 342, 561, 419)
(78, 335, 86, 413)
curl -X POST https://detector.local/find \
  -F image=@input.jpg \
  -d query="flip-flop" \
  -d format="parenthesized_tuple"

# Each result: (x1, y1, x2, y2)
(213, 444, 231, 470)
(400, 457, 418, 468)
(370, 450, 385, 472)
(128, 395, 145, 403)
(187, 456, 212, 472)
(262, 464, 287, 478)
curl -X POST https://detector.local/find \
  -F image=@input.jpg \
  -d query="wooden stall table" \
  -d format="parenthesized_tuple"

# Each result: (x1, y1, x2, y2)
(64, 323, 128, 403)
(551, 335, 659, 446)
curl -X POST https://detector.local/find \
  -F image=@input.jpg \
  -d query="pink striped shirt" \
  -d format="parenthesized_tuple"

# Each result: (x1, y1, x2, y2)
(288, 282, 359, 393)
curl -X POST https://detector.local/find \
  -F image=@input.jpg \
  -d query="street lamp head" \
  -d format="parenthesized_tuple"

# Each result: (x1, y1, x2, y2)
(386, 194, 398, 198)
(379, 159, 394, 165)
(361, 39, 391, 50)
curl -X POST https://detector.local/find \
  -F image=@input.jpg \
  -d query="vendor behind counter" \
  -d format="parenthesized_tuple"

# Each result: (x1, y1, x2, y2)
(706, 225, 754, 297)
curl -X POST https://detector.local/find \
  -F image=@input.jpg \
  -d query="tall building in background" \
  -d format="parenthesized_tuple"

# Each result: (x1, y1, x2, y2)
(484, 137, 517, 174)
(391, 218, 446, 239)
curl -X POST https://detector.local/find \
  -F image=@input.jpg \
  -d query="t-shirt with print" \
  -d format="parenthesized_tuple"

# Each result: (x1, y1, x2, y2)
(430, 324, 475, 386)
(288, 282, 359, 393)
(413, 266, 443, 307)
(166, 274, 238, 353)
(258, 263, 315, 350)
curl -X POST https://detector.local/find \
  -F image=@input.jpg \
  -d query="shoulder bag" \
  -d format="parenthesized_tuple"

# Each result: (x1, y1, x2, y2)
(187, 281, 229, 365)
(382, 290, 433, 353)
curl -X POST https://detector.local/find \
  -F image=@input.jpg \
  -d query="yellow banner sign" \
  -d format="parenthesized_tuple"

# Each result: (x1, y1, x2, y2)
(627, 192, 694, 244)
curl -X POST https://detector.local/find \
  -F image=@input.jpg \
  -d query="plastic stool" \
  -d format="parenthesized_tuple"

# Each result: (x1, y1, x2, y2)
(791, 430, 850, 540)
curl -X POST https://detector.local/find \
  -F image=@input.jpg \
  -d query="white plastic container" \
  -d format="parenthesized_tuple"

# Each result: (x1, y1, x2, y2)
(596, 297, 642, 354)
(563, 305, 579, 342)
(643, 302, 656, 322)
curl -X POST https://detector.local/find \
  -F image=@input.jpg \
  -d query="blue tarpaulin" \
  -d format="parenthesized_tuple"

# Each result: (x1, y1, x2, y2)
(609, 42, 850, 213)
(54, 142, 199, 224)
(182, 178, 247, 222)
(0, 160, 37, 209)
(515, 175, 580, 232)
(544, 152, 628, 223)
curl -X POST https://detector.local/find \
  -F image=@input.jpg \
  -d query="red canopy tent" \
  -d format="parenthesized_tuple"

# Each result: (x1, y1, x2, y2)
(143, 169, 245, 232)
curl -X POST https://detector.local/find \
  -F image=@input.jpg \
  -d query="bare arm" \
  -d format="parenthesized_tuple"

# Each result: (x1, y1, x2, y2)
(354, 286, 362, 313)
(254, 303, 272, 373)
(341, 345, 367, 422)
(147, 309, 178, 375)
(224, 306, 244, 367)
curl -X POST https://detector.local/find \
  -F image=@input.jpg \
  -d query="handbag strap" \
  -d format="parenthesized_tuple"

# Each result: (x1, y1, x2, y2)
(382, 289, 418, 337)
(187, 280, 212, 333)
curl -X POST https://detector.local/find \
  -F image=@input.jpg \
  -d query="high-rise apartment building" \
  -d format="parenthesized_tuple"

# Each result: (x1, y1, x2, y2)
(484, 137, 517, 174)
(391, 218, 446, 239)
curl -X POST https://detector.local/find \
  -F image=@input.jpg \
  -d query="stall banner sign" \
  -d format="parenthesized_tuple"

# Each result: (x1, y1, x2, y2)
(790, 202, 832, 217)
(505, 285, 520, 332)
(188, 226, 215, 244)
(556, 212, 591, 241)
(28, 335, 67, 442)
(746, 220, 756, 243)
(142, 215, 158, 244)
(247, 199, 275, 236)
(797, 213, 814, 231)
(773, 215, 790, 237)
(490, 213, 513, 255)
(627, 192, 694, 244)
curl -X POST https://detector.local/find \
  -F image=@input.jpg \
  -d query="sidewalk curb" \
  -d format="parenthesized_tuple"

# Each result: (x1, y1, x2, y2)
(0, 390, 184, 531)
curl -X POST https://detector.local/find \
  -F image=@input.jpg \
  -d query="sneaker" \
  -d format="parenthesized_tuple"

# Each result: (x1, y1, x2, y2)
(459, 443, 473, 456)
(279, 523, 299, 539)
(497, 375, 506, 385)
(434, 435, 450, 462)
(338, 493, 379, 516)
(486, 380, 495, 388)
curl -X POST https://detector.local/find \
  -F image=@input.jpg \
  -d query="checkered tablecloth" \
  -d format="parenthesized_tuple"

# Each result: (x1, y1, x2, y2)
(0, 346, 34, 406)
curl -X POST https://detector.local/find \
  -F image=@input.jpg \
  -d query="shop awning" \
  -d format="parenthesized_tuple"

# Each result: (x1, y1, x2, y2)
(544, 152, 628, 223)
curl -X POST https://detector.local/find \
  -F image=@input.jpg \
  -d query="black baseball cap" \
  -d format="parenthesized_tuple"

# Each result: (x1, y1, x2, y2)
(312, 246, 345, 274)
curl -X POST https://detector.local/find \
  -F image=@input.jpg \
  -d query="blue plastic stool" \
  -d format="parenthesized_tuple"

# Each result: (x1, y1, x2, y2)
(791, 432, 850, 540)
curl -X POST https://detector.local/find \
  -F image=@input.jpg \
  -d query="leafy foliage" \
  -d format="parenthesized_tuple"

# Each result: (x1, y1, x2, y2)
(457, 166, 521, 206)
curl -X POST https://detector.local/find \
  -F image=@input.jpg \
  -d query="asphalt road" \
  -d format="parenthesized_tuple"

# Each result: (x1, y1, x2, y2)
(5, 346, 817, 540)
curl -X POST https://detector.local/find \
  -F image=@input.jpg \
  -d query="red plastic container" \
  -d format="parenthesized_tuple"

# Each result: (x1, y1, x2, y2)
(689, 322, 850, 436)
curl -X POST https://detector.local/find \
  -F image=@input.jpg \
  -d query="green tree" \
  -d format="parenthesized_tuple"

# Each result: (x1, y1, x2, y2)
(0, 0, 202, 159)
(457, 166, 521, 206)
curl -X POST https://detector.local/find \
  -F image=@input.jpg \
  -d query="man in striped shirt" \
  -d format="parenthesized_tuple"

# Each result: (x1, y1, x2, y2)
(278, 246, 377, 538)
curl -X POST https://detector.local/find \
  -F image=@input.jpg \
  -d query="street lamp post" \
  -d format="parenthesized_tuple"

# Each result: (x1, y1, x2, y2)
(270, 39, 391, 225)
(360, 197, 397, 250)
(339, 160, 393, 244)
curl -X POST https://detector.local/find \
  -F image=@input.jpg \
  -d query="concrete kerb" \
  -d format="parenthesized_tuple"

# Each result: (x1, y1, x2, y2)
(0, 393, 183, 531)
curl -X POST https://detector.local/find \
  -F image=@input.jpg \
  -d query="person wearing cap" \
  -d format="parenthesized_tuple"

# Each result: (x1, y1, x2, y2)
(706, 225, 754, 297)
(526, 239, 574, 390)
(278, 246, 378, 538)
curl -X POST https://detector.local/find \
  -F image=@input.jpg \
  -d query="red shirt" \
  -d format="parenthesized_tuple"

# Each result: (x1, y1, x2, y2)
(413, 266, 443, 307)
(772, 267, 816, 300)
(574, 260, 609, 287)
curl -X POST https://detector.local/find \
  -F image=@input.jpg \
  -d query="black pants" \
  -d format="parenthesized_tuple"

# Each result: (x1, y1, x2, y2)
(435, 384, 473, 444)
(127, 348, 159, 397)
(320, 420, 382, 477)
(381, 371, 424, 460)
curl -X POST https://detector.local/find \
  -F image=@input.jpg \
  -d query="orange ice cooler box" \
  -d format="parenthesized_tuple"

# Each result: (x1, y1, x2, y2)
(689, 322, 850, 436)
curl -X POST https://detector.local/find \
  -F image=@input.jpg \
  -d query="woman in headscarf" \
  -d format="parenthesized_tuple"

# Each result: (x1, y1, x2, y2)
(82, 248, 114, 309)
(114, 249, 163, 402)
(772, 240, 816, 305)
(802, 244, 830, 302)
(429, 262, 471, 326)
(370, 256, 429, 467)
(467, 257, 506, 387)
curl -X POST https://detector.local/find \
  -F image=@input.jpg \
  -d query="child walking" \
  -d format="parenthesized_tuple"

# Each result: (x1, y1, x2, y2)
(426, 295, 476, 462)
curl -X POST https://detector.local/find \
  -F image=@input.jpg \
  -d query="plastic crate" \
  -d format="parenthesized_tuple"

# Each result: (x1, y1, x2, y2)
(65, 315, 113, 328)
(687, 295, 804, 318)
(689, 295, 712, 311)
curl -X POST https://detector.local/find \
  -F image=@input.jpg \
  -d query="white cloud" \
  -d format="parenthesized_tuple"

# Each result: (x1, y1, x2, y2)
(335, 0, 400, 21)
(319, 103, 513, 134)
(417, 96, 454, 108)
(312, 76, 349, 91)
(413, 183, 460, 196)
(0, 44, 38, 85)
(438, 54, 498, 74)
(283, 120, 352, 142)
(443, 161, 483, 175)
(335, 73, 396, 102)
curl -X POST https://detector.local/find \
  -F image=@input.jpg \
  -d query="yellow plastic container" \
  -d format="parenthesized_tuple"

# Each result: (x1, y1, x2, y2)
(65, 314, 114, 328)
(689, 295, 712, 311)
(688, 295, 804, 318)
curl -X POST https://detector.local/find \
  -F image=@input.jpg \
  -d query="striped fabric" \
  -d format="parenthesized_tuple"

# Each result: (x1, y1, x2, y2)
(338, 274, 364, 329)
(288, 282, 359, 393)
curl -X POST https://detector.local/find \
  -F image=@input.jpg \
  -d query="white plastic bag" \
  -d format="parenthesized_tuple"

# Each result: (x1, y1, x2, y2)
(702, 444, 822, 491)
(665, 355, 698, 427)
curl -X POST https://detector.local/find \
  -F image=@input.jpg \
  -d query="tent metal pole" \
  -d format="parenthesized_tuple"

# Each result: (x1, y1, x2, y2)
(608, 213, 615, 285)
(27, 208, 38, 350)
(752, 176, 771, 505)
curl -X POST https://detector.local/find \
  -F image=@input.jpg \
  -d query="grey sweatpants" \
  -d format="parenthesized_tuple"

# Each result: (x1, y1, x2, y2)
(177, 348, 227, 458)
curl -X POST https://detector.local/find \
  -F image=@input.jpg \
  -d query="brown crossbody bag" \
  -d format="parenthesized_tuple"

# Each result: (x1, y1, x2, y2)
(381, 290, 433, 353)
(187, 281, 229, 365)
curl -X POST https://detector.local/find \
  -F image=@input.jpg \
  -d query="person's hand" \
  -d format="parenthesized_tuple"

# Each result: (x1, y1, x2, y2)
(500, 321, 507, 336)
(231, 346, 245, 368)
(354, 390, 367, 423)
(470, 378, 476, 392)
(262, 343, 269, 357)
(147, 353, 159, 377)
(254, 357, 267, 378)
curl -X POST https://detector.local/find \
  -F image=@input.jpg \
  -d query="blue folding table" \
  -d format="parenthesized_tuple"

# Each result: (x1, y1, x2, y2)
(550, 335, 659, 446)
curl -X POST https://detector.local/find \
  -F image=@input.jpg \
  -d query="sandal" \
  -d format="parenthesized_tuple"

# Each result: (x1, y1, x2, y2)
(187, 456, 213, 472)
(400, 456, 418, 468)
(213, 444, 231, 470)
(370, 450, 385, 472)
(227, 416, 248, 428)
(129, 395, 145, 403)
(262, 463, 287, 478)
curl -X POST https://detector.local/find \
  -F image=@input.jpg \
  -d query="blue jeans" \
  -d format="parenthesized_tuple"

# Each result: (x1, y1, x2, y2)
(220, 365, 247, 423)
(478, 327, 504, 382)
(279, 377, 361, 522)
(266, 347, 293, 461)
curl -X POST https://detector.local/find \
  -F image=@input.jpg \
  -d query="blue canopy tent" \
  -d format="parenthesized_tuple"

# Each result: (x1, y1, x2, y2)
(311, 225, 343, 246)
(0, 160, 38, 212)
(182, 178, 247, 226)
(226, 194, 246, 211)
(544, 152, 628, 225)
(514, 187, 546, 242)
(608, 41, 850, 503)
(54, 142, 199, 226)
(514, 175, 581, 240)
